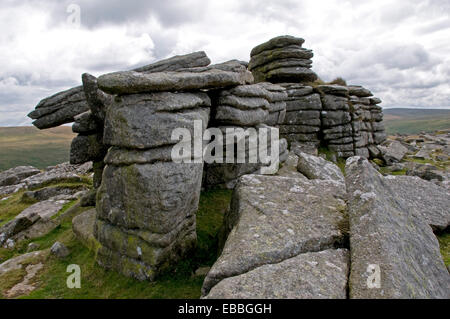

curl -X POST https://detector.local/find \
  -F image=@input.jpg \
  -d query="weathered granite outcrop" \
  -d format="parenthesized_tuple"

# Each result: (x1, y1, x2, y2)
(202, 174, 348, 297)
(23, 35, 394, 287)
(345, 156, 450, 298)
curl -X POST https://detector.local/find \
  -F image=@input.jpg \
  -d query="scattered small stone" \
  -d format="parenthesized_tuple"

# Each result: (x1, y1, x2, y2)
(50, 241, 70, 258)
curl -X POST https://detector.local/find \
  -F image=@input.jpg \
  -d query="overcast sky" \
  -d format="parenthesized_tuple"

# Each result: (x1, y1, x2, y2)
(0, 0, 449, 126)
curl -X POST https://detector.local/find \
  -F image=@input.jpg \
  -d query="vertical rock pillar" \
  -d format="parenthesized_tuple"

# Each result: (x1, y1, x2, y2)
(94, 92, 211, 280)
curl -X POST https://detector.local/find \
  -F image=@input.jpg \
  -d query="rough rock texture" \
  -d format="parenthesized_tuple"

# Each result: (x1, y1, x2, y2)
(28, 86, 89, 129)
(22, 185, 88, 202)
(378, 140, 408, 165)
(345, 156, 450, 299)
(205, 249, 349, 299)
(133, 51, 211, 73)
(98, 61, 253, 95)
(22, 170, 82, 190)
(295, 151, 345, 184)
(202, 174, 348, 296)
(0, 166, 40, 187)
(383, 175, 450, 231)
(104, 92, 211, 149)
(249, 36, 317, 83)
(50, 241, 70, 258)
(277, 83, 321, 145)
(202, 125, 287, 189)
(70, 133, 108, 164)
(95, 88, 210, 280)
(72, 209, 98, 251)
(17, 198, 70, 221)
(28, 52, 213, 130)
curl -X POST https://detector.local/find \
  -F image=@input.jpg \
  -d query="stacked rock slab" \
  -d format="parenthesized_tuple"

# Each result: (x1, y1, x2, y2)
(258, 82, 287, 126)
(316, 85, 354, 157)
(249, 35, 317, 83)
(28, 86, 89, 129)
(28, 51, 212, 129)
(278, 83, 321, 146)
(94, 61, 253, 280)
(348, 86, 386, 158)
(205, 83, 287, 188)
(71, 74, 110, 184)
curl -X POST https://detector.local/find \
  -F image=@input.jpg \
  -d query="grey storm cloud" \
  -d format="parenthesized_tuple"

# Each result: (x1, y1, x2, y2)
(51, 0, 204, 28)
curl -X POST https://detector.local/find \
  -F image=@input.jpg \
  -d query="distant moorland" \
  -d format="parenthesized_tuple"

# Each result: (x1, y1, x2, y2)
(0, 108, 449, 171)
(383, 108, 450, 135)
(0, 126, 75, 171)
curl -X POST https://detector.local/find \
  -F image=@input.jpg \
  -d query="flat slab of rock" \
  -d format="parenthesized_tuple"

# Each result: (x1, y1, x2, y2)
(345, 156, 450, 299)
(250, 35, 305, 57)
(28, 86, 90, 129)
(379, 140, 408, 164)
(17, 198, 69, 220)
(98, 61, 253, 94)
(202, 174, 348, 295)
(0, 166, 40, 187)
(205, 249, 349, 299)
(23, 170, 82, 190)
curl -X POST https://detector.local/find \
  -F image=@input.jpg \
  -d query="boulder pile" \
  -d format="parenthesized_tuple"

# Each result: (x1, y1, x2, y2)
(25, 35, 393, 283)
(249, 35, 318, 83)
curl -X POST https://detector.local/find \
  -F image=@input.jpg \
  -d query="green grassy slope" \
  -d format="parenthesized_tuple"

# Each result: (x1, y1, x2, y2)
(383, 108, 450, 135)
(0, 183, 232, 299)
(0, 126, 75, 171)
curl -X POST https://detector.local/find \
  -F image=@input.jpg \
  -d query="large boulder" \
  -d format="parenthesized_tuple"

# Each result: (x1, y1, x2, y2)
(345, 156, 450, 298)
(104, 92, 210, 149)
(205, 249, 349, 299)
(202, 174, 348, 296)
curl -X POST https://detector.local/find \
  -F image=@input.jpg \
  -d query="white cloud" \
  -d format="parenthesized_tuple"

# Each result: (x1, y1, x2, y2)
(0, 0, 449, 126)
